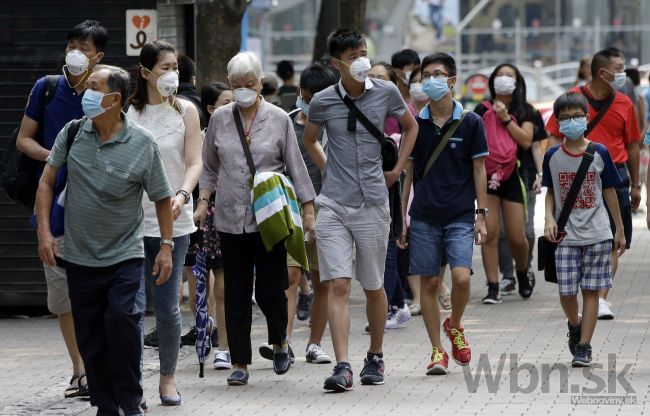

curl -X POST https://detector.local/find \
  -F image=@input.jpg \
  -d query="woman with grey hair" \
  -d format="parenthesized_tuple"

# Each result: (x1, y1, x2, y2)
(197, 51, 316, 386)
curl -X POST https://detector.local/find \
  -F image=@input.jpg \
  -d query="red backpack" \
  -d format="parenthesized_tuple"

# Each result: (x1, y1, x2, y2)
(480, 100, 518, 186)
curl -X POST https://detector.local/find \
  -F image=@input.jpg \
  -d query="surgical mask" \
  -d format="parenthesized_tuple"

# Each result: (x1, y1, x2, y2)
(296, 96, 309, 116)
(402, 70, 412, 84)
(422, 76, 450, 101)
(409, 82, 428, 101)
(157, 71, 179, 97)
(609, 72, 627, 90)
(82, 89, 115, 119)
(338, 57, 371, 83)
(559, 117, 587, 140)
(65, 50, 89, 76)
(494, 75, 516, 95)
(233, 88, 258, 108)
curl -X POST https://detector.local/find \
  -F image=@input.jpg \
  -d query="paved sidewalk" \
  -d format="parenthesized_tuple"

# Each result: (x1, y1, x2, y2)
(1, 194, 648, 416)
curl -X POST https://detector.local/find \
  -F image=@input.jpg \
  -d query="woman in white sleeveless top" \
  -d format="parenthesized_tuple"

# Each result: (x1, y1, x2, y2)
(126, 40, 202, 406)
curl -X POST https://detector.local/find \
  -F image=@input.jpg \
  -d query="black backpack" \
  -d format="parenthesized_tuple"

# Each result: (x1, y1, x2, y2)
(1, 75, 61, 209)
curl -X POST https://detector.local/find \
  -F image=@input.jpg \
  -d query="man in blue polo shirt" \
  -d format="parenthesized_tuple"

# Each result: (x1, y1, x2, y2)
(398, 53, 488, 375)
(16, 19, 107, 398)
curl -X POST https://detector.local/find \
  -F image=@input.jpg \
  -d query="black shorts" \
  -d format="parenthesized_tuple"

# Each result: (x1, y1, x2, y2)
(606, 165, 633, 249)
(487, 170, 525, 204)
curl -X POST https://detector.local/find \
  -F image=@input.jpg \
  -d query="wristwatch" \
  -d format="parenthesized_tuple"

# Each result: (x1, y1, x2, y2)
(475, 208, 489, 217)
(160, 239, 175, 250)
(631, 182, 642, 189)
(176, 190, 190, 204)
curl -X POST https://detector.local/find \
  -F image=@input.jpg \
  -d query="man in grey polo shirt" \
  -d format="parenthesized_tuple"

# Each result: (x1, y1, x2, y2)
(303, 29, 418, 391)
(35, 65, 174, 416)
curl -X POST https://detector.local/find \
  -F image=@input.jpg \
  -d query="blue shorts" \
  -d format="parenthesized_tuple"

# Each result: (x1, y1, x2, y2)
(556, 241, 613, 296)
(409, 219, 474, 277)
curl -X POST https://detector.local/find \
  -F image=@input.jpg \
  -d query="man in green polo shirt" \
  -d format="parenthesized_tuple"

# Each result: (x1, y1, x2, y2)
(35, 65, 174, 416)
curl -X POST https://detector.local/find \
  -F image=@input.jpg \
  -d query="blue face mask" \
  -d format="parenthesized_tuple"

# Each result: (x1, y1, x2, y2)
(422, 76, 450, 101)
(559, 117, 587, 140)
(296, 96, 309, 116)
(82, 89, 115, 119)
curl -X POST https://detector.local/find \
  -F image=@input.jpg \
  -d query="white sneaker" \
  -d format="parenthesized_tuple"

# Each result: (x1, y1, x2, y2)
(597, 298, 614, 320)
(213, 350, 233, 370)
(305, 343, 332, 364)
(385, 305, 411, 330)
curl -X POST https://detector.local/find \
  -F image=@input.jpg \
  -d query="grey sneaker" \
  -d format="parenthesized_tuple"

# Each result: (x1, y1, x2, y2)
(360, 354, 385, 385)
(499, 277, 516, 296)
(572, 343, 592, 367)
(297, 291, 313, 321)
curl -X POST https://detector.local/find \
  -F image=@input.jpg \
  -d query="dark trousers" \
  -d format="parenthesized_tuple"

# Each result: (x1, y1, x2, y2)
(219, 232, 288, 365)
(384, 239, 405, 308)
(66, 259, 144, 416)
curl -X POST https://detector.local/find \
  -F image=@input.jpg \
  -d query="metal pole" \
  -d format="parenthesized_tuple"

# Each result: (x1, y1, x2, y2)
(456, 0, 491, 87)
(515, 18, 521, 66)
(555, 0, 561, 65)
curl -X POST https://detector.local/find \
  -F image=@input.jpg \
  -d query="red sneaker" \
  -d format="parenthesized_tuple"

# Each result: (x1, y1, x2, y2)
(443, 316, 471, 366)
(426, 347, 449, 375)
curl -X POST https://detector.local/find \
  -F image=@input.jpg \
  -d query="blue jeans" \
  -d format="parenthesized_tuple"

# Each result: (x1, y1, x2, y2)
(139, 235, 189, 375)
(409, 220, 474, 277)
(66, 259, 144, 416)
(384, 239, 405, 309)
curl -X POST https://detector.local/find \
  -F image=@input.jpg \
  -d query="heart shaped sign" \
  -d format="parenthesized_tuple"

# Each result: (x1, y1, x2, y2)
(132, 15, 151, 30)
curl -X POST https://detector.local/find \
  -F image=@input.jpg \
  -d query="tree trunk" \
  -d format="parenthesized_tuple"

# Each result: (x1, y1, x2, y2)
(196, 0, 248, 86)
(312, 0, 367, 63)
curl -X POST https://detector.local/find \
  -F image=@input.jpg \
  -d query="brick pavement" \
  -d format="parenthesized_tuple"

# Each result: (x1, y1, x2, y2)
(0, 195, 648, 416)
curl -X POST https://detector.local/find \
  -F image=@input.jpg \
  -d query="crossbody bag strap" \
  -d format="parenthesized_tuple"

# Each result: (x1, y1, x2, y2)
(232, 105, 256, 178)
(334, 84, 385, 146)
(580, 86, 615, 137)
(423, 110, 469, 178)
(556, 142, 598, 231)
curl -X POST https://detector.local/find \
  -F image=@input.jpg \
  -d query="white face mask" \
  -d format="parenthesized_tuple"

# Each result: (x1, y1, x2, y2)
(494, 75, 517, 95)
(347, 57, 372, 83)
(65, 50, 89, 76)
(157, 71, 179, 97)
(409, 82, 428, 101)
(402, 70, 413, 84)
(610, 72, 627, 90)
(233, 88, 258, 108)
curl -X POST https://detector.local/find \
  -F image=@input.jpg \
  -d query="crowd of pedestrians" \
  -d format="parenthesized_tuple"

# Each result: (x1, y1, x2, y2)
(15, 18, 647, 415)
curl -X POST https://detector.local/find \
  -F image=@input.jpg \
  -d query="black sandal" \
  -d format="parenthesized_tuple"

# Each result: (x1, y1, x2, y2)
(76, 373, 90, 398)
(64, 373, 90, 399)
(64, 374, 80, 398)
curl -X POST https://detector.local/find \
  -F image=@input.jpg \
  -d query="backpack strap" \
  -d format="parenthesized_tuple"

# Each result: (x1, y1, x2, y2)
(66, 118, 84, 155)
(579, 86, 615, 137)
(43, 75, 61, 106)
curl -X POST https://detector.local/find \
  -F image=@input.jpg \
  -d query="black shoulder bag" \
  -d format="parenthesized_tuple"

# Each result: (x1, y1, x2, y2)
(333, 84, 398, 172)
(334, 84, 402, 238)
(537, 142, 597, 283)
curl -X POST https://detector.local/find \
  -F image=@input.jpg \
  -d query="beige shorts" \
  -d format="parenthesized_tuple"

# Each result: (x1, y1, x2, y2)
(315, 194, 390, 290)
(287, 239, 319, 271)
(43, 236, 71, 315)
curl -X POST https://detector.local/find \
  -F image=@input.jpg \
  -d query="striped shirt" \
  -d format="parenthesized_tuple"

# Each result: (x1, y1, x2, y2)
(47, 115, 173, 267)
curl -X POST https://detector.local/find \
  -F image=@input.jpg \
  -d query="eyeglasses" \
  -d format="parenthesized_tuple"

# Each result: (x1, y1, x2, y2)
(422, 71, 450, 79)
(558, 115, 586, 122)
